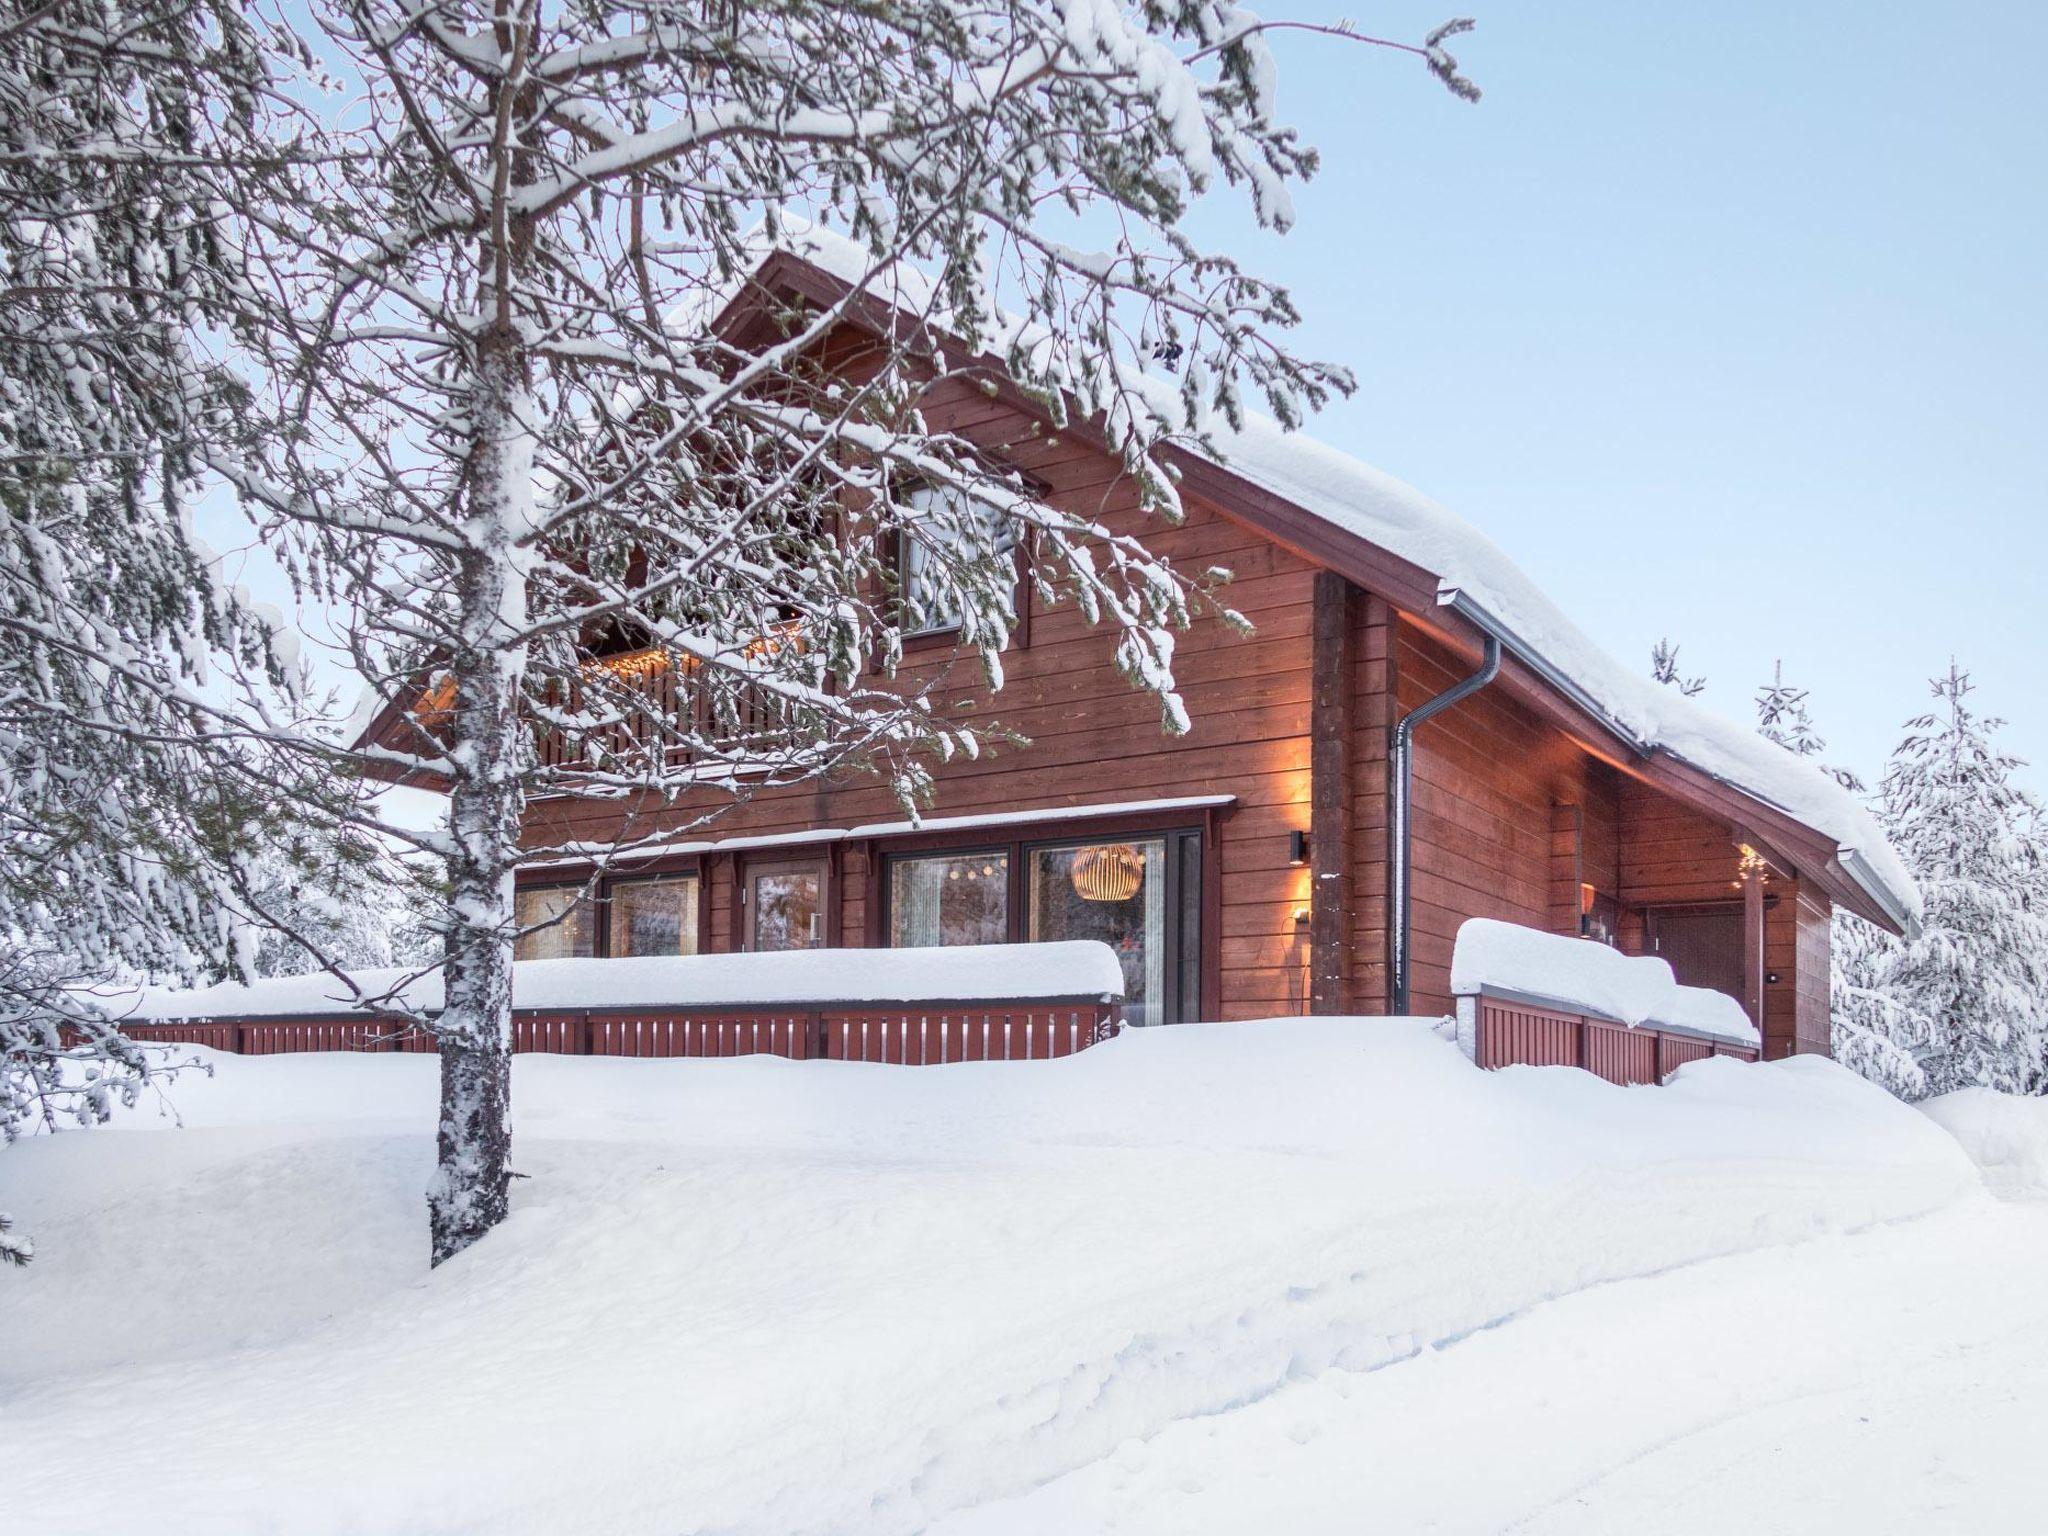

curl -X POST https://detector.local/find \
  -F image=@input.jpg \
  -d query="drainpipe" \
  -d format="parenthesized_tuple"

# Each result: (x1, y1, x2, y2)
(1391, 633, 1501, 1015)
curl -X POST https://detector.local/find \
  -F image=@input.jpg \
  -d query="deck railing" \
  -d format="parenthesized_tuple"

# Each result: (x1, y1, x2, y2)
(116, 999, 1121, 1064)
(1459, 987, 1757, 1086)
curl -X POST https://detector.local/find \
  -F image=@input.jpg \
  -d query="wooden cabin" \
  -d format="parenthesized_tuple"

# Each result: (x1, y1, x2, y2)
(362, 239, 1918, 1062)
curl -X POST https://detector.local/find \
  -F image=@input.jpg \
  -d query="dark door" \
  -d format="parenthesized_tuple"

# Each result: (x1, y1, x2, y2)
(746, 859, 827, 951)
(1649, 907, 1746, 1004)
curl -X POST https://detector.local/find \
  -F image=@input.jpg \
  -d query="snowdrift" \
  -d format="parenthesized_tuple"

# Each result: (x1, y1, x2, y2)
(0, 1018, 1977, 1535)
(1920, 1088, 2048, 1200)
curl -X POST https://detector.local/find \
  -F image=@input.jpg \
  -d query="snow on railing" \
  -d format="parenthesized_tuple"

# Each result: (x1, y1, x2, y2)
(117, 942, 1125, 1023)
(1449, 920, 1761, 1084)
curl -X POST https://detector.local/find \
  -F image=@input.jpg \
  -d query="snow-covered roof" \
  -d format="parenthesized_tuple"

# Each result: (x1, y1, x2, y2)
(1450, 919, 1758, 1046)
(118, 942, 1125, 1022)
(744, 222, 1918, 931)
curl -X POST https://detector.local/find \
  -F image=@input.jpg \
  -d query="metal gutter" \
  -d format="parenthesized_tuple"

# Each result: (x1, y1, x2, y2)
(1391, 634, 1501, 1014)
(1437, 589, 1650, 757)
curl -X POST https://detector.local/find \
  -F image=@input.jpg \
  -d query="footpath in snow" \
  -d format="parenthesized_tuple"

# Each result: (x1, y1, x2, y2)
(0, 1018, 1990, 1535)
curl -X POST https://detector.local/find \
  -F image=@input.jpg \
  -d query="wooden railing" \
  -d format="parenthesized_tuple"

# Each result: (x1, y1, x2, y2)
(532, 646, 808, 777)
(117, 1000, 1122, 1065)
(1464, 989, 1756, 1086)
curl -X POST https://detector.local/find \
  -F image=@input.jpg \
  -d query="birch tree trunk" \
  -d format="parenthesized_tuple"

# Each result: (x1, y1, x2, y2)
(428, 323, 536, 1266)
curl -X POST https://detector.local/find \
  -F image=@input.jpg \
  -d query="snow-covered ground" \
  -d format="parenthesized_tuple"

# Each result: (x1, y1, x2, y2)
(0, 1019, 2032, 1534)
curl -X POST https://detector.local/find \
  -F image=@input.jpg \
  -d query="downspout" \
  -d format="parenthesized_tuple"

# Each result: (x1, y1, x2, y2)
(1391, 633, 1501, 1015)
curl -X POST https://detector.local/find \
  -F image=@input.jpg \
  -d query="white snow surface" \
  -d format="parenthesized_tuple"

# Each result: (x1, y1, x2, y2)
(750, 222, 1917, 928)
(1451, 917, 1759, 1044)
(114, 941, 1124, 1021)
(0, 1017, 1978, 1534)
(1920, 1087, 2048, 1200)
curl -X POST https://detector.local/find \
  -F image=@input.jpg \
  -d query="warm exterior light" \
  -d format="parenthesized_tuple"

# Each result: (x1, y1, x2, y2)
(1289, 829, 1310, 865)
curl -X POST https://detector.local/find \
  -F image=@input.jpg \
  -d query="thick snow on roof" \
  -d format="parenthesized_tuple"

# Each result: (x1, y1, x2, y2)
(753, 222, 1917, 928)
(1451, 918, 1758, 1045)
(120, 942, 1125, 1021)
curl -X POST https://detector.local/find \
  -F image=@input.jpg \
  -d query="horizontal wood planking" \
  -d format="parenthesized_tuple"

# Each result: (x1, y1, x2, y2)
(517, 380, 1325, 1021)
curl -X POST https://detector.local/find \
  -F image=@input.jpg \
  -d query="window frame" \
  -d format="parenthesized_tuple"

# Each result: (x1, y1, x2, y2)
(511, 879, 600, 963)
(513, 858, 707, 960)
(891, 481, 1035, 653)
(605, 871, 705, 960)
(877, 819, 1206, 1023)
(881, 844, 1015, 950)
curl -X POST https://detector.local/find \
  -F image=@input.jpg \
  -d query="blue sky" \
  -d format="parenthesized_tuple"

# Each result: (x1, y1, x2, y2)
(1190, 0, 2046, 788)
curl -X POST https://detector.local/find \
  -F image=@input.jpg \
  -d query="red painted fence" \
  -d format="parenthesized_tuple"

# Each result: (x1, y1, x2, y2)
(1468, 992, 1756, 1086)
(117, 1000, 1121, 1064)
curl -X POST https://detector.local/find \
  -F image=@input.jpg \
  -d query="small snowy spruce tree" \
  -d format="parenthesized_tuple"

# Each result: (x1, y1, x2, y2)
(215, 2, 1482, 1262)
(1651, 638, 1706, 697)
(1868, 666, 2048, 1097)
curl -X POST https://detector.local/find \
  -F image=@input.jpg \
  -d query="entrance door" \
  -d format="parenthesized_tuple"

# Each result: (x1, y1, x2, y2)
(746, 860, 827, 951)
(1649, 906, 1746, 1006)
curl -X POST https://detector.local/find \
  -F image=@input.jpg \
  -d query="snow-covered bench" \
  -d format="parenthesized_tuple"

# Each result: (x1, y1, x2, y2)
(111, 942, 1126, 1065)
(1449, 919, 1761, 1084)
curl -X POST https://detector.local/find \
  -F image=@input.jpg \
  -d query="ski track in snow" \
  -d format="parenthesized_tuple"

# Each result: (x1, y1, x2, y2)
(0, 1019, 2015, 1534)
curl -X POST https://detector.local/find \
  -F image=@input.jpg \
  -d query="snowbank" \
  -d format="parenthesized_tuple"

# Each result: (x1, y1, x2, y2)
(113, 941, 1124, 1022)
(1920, 1088, 2048, 1200)
(0, 1017, 1973, 1535)
(744, 222, 1916, 930)
(1450, 918, 1757, 1044)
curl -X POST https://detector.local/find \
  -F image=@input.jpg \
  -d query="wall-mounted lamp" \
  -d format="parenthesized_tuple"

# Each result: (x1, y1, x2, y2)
(1288, 830, 1310, 866)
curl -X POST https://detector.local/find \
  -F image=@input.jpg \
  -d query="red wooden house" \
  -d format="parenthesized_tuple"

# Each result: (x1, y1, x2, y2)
(356, 234, 1916, 1063)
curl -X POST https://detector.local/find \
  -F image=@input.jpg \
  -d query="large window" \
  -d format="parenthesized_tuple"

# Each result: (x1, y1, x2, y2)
(888, 851, 1009, 947)
(513, 885, 595, 961)
(1027, 836, 1205, 1027)
(608, 876, 700, 958)
(881, 829, 1203, 1024)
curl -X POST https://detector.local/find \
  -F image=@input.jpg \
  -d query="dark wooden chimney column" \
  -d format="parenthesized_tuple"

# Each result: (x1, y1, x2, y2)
(1741, 846, 1768, 1051)
(1309, 571, 1356, 1014)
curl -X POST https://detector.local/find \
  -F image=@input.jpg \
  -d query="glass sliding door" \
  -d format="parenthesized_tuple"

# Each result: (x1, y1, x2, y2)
(747, 861, 826, 951)
(607, 875, 700, 957)
(1027, 839, 1169, 1026)
(888, 850, 1009, 947)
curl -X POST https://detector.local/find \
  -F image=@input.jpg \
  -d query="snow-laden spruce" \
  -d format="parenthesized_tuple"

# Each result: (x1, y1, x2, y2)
(0, 2, 379, 1262)
(1845, 667, 2048, 1098)
(203, 2, 1478, 1263)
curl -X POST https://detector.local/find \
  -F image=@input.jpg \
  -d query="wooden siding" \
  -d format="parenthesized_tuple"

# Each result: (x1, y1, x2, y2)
(521, 372, 1323, 1022)
(1395, 619, 1627, 1018)
(494, 317, 1841, 1047)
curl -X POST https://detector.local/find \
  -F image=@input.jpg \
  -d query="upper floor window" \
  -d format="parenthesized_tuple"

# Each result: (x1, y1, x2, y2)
(900, 484, 1010, 639)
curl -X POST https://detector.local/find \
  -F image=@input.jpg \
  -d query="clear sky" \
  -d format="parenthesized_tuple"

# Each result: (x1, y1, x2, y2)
(1192, 0, 2046, 790)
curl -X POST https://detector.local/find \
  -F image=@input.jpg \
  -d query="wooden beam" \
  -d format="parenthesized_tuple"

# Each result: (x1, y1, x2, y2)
(1309, 571, 1355, 1014)
(1743, 860, 1768, 1051)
